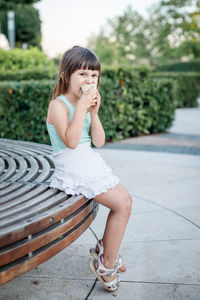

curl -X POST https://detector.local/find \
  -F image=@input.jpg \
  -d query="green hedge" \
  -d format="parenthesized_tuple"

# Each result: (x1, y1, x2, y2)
(156, 59, 200, 72)
(1, 64, 199, 109)
(0, 69, 177, 143)
(153, 72, 200, 108)
(1, 66, 199, 109)
(0, 48, 54, 71)
(99, 69, 177, 141)
(0, 80, 53, 144)
(0, 67, 57, 81)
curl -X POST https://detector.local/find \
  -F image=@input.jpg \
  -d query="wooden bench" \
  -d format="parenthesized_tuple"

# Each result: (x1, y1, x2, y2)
(0, 139, 99, 285)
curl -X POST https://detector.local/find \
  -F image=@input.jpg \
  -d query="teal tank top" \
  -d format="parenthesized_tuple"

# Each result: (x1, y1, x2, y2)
(46, 94, 91, 153)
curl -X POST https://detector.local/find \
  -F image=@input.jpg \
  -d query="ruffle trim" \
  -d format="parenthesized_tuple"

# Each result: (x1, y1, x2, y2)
(50, 172, 120, 198)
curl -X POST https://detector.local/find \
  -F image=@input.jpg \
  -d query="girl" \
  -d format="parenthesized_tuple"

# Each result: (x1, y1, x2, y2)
(46, 46, 132, 292)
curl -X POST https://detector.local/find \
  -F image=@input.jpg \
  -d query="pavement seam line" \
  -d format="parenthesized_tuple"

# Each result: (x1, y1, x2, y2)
(21, 275, 200, 286)
(89, 226, 99, 241)
(84, 278, 98, 300)
(23, 275, 97, 280)
(133, 193, 200, 229)
(128, 238, 200, 243)
(119, 280, 200, 286)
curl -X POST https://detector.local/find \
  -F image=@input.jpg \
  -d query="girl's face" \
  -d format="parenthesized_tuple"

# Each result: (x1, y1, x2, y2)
(68, 69, 99, 99)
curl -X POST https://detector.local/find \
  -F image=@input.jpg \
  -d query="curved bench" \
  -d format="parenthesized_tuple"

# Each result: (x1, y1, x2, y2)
(0, 139, 99, 285)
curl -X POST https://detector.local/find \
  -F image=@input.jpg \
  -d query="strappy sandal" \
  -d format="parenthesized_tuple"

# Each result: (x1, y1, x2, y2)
(89, 239, 126, 273)
(89, 254, 120, 292)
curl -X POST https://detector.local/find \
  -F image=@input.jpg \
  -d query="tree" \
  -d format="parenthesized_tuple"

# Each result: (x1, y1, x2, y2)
(88, 6, 149, 67)
(87, 1, 200, 67)
(0, 0, 40, 11)
(87, 30, 118, 66)
(0, 4, 41, 48)
(108, 7, 150, 64)
(146, 0, 200, 63)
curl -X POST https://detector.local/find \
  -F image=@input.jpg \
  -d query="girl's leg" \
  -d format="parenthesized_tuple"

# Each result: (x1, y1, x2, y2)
(103, 183, 131, 271)
(94, 183, 132, 281)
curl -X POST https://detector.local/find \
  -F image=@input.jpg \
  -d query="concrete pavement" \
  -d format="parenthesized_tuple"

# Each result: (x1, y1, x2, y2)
(0, 105, 200, 300)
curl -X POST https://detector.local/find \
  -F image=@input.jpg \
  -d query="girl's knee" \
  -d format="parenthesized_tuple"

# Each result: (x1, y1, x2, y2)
(127, 194, 133, 215)
(121, 193, 132, 217)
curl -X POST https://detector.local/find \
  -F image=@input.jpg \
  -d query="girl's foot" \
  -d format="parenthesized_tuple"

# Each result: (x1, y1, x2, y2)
(89, 255, 120, 292)
(95, 244, 127, 272)
(90, 239, 127, 273)
(94, 259, 117, 282)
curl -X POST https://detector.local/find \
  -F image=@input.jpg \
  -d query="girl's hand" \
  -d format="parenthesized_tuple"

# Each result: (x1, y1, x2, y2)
(77, 88, 97, 113)
(89, 90, 101, 116)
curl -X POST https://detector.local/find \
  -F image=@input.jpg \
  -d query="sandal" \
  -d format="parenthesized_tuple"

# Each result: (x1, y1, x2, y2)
(89, 254, 120, 292)
(90, 239, 126, 273)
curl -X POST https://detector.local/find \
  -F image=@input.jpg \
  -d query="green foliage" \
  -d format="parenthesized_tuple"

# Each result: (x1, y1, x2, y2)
(153, 72, 200, 107)
(160, 0, 194, 9)
(156, 59, 200, 72)
(0, 67, 57, 81)
(0, 0, 40, 11)
(0, 69, 178, 144)
(0, 48, 54, 71)
(99, 68, 177, 141)
(146, 0, 200, 64)
(0, 5, 41, 48)
(88, 31, 118, 67)
(88, 1, 200, 67)
(88, 7, 150, 67)
(0, 80, 54, 144)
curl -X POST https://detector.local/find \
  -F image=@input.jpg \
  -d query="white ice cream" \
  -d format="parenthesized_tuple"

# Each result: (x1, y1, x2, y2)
(81, 84, 96, 93)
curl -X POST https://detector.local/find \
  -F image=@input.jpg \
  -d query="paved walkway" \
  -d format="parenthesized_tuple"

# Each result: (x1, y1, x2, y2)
(104, 107, 200, 156)
(0, 106, 200, 300)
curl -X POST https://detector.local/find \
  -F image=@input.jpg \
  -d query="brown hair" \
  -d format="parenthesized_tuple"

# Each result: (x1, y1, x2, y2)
(52, 46, 101, 99)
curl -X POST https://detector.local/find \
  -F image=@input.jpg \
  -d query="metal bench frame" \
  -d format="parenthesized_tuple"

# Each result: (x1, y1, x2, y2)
(0, 139, 99, 285)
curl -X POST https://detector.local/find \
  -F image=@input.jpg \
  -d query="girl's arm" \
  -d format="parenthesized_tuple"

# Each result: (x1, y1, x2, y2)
(90, 114, 105, 148)
(90, 90, 105, 148)
(48, 89, 96, 149)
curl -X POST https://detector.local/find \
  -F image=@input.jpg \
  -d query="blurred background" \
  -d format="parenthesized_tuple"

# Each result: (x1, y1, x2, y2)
(1, 0, 200, 66)
(0, 0, 199, 144)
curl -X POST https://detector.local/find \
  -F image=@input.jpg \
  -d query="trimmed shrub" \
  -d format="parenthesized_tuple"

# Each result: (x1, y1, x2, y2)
(0, 80, 53, 144)
(99, 68, 177, 141)
(0, 67, 57, 81)
(0, 48, 54, 71)
(156, 59, 200, 72)
(153, 72, 200, 108)
(0, 68, 177, 144)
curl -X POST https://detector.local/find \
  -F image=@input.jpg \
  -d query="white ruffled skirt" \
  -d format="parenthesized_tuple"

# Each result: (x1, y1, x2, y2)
(50, 142, 120, 198)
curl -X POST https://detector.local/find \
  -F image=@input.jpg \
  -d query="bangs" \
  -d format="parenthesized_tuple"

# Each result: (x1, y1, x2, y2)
(71, 48, 101, 73)
(81, 56, 101, 71)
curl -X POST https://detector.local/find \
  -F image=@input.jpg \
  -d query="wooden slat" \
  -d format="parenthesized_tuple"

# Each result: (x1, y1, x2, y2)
(44, 154, 55, 168)
(0, 157, 16, 181)
(0, 192, 71, 227)
(0, 143, 43, 157)
(0, 185, 54, 213)
(0, 182, 13, 192)
(0, 139, 52, 155)
(0, 139, 99, 285)
(8, 157, 27, 182)
(0, 183, 37, 204)
(22, 156, 39, 182)
(0, 158, 5, 176)
(0, 148, 28, 157)
(0, 202, 93, 266)
(0, 151, 8, 157)
(0, 195, 87, 246)
(0, 214, 93, 285)
(0, 187, 58, 219)
(34, 155, 51, 183)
